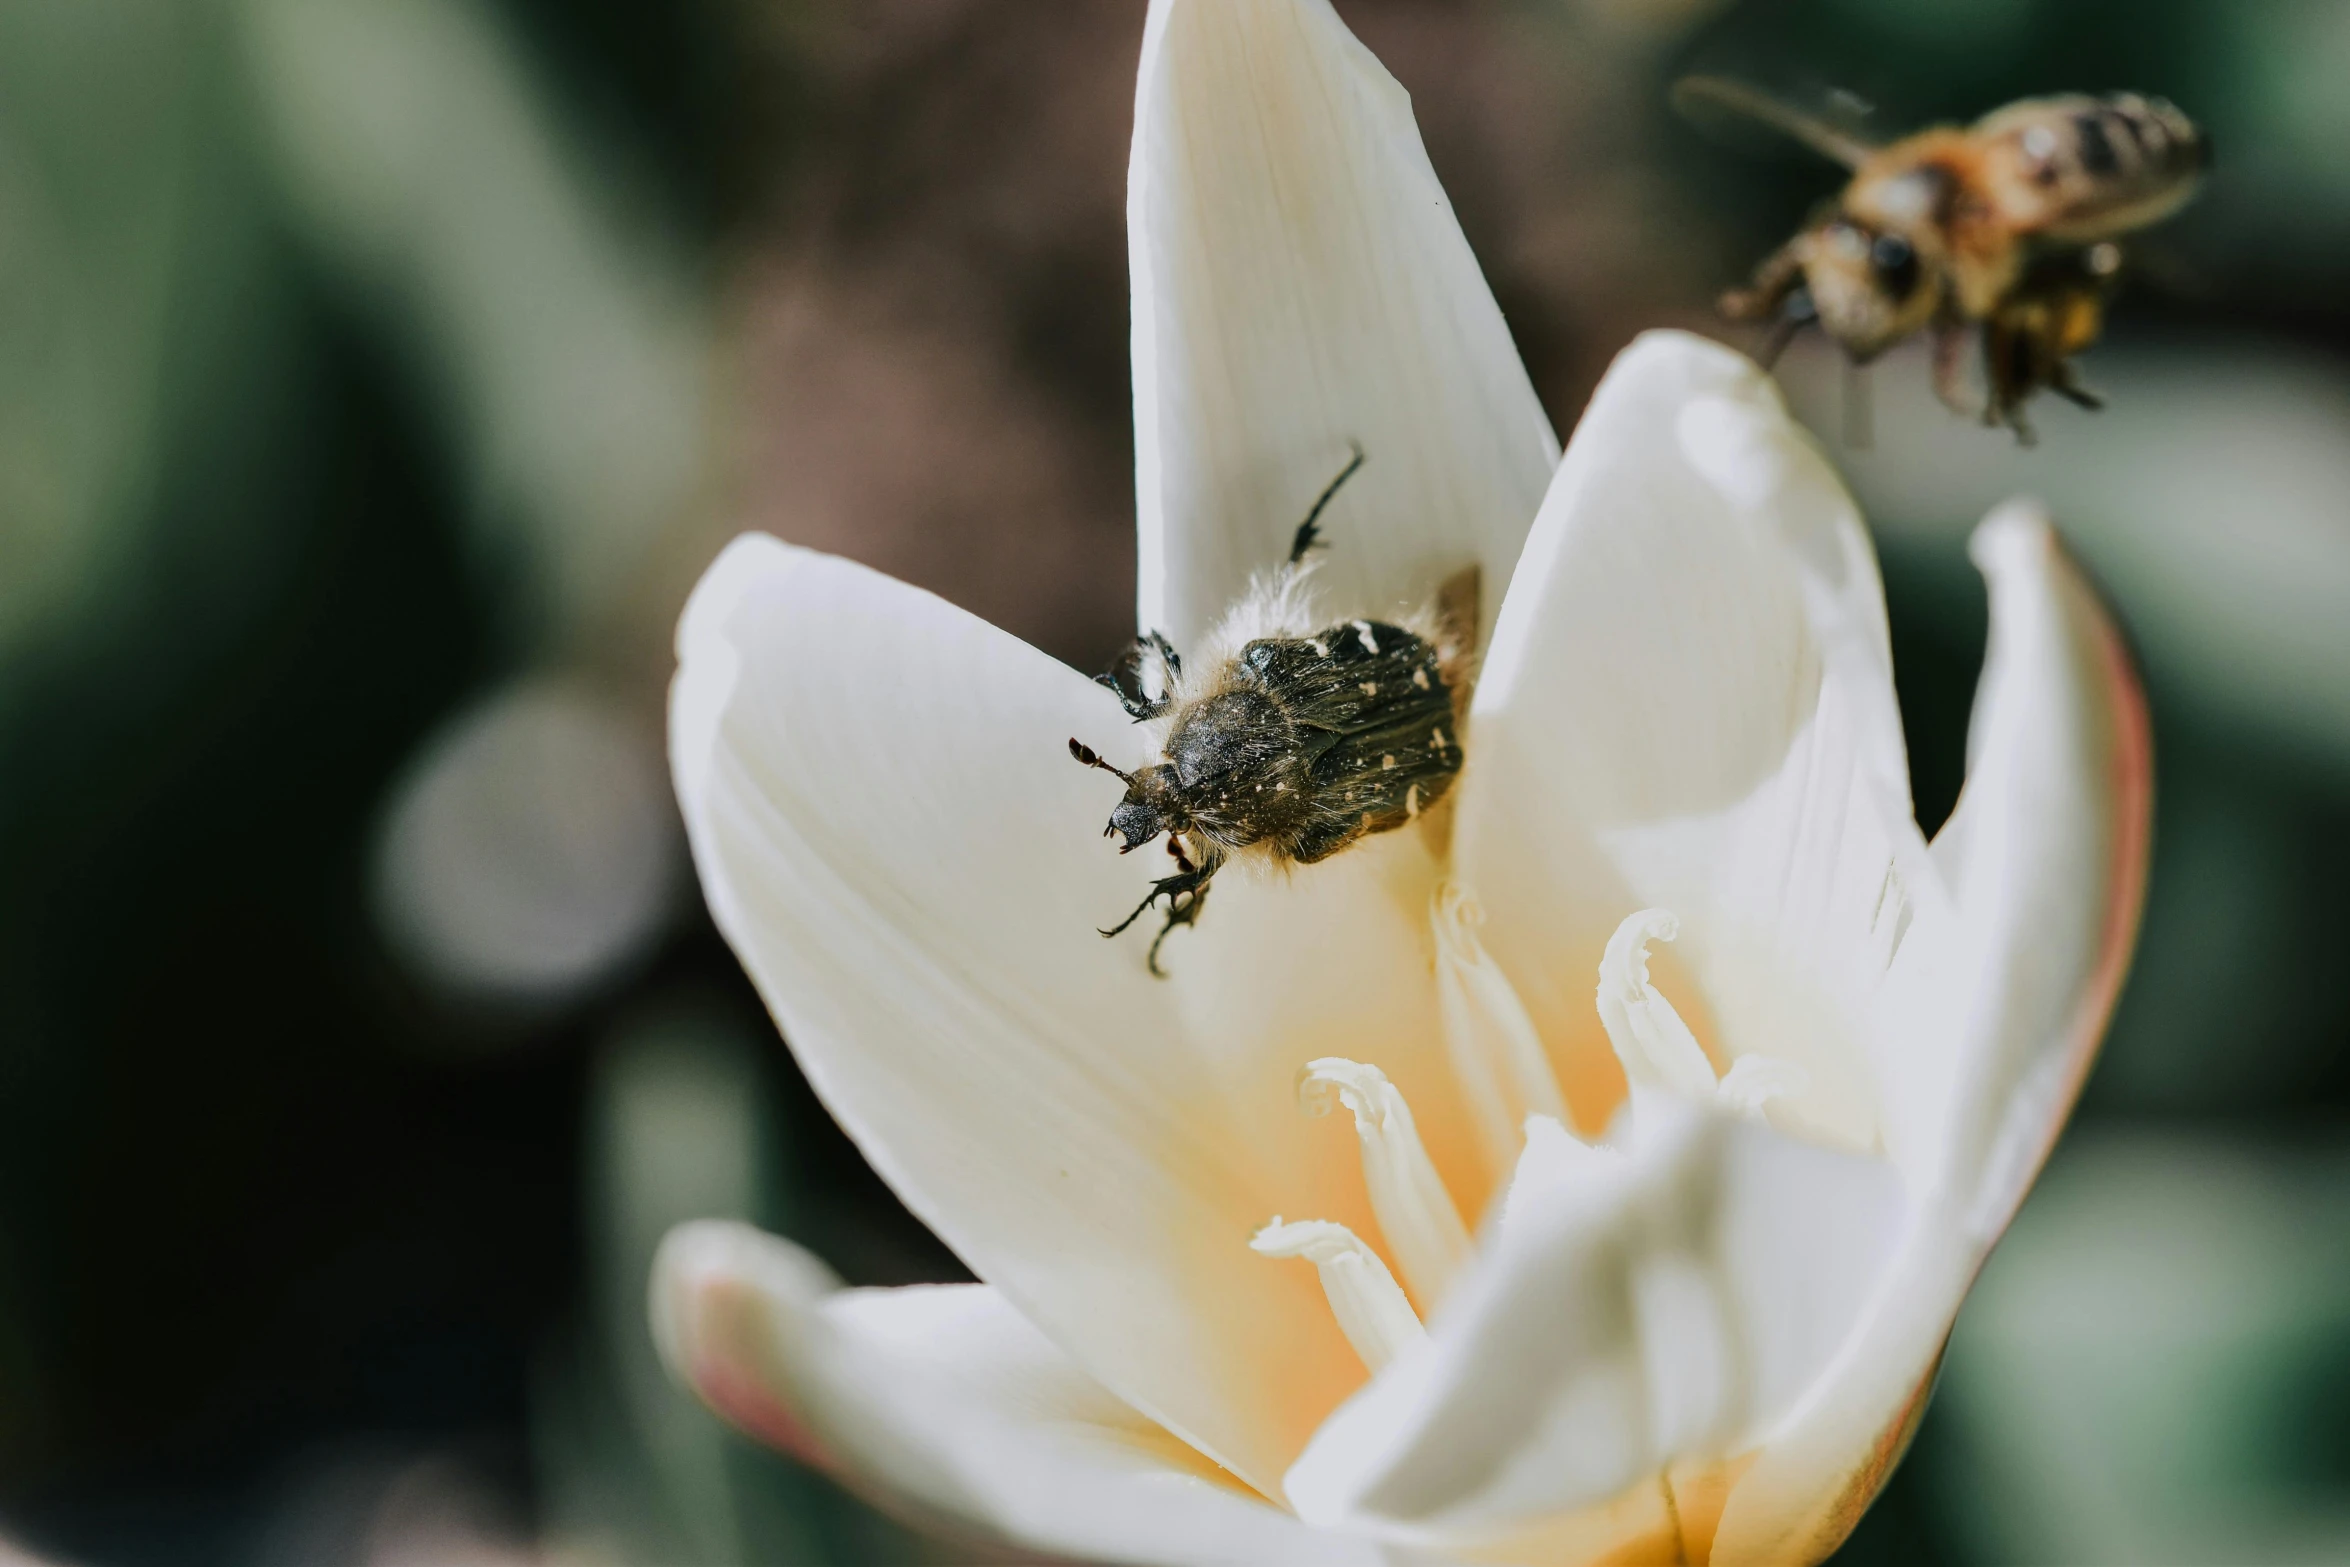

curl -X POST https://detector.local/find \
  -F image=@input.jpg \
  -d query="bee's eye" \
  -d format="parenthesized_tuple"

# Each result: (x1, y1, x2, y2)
(1870, 234, 1921, 301)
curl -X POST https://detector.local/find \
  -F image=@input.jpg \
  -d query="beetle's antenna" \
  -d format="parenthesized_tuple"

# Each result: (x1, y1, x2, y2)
(1288, 441, 1368, 565)
(1068, 738, 1134, 784)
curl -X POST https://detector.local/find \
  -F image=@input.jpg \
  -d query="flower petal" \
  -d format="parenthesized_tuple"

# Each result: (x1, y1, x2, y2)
(1455, 330, 1930, 1145)
(1928, 503, 2153, 1232)
(1283, 1107, 1905, 1549)
(1129, 0, 1556, 651)
(1709, 504, 2152, 1565)
(672, 536, 1370, 1496)
(653, 1221, 1393, 1567)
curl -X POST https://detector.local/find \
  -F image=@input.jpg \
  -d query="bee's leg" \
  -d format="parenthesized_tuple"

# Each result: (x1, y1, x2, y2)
(1931, 320, 1976, 416)
(1723, 240, 1806, 327)
(1840, 356, 1875, 450)
(1757, 301, 1812, 371)
(1288, 442, 1367, 566)
(1977, 319, 2039, 445)
(2049, 361, 2105, 411)
(2001, 396, 2039, 447)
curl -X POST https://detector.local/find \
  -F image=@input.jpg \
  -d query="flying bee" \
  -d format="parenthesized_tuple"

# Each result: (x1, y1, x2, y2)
(1068, 447, 1475, 976)
(1676, 76, 2207, 440)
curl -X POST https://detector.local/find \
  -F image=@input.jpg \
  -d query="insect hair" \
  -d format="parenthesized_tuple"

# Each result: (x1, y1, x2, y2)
(1071, 445, 1483, 969)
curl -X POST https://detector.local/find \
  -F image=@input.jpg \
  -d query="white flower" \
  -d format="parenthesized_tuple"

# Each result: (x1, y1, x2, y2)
(650, 1, 2150, 1563)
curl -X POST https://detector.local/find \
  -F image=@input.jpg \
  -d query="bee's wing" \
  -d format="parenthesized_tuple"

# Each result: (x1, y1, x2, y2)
(1974, 95, 2208, 243)
(1670, 76, 1876, 171)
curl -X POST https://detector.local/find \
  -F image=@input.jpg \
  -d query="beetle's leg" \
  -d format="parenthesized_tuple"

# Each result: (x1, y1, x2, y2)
(1095, 635, 1179, 721)
(1100, 863, 1204, 939)
(1145, 630, 1183, 687)
(1100, 846, 1223, 976)
(1145, 888, 1210, 978)
(1288, 442, 1367, 565)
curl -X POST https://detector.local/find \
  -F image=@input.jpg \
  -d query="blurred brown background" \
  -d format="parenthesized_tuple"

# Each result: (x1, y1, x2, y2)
(0, 0, 2345, 1562)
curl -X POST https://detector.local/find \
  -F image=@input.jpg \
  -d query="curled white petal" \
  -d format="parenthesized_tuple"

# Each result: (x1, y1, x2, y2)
(1251, 1219, 1427, 1374)
(1299, 1059, 1472, 1312)
(1432, 883, 1570, 1176)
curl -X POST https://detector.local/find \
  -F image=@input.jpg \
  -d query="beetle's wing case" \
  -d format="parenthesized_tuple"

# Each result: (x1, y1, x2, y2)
(1237, 619, 1464, 865)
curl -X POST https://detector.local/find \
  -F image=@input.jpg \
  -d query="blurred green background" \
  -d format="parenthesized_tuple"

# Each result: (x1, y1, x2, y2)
(0, 0, 2343, 1561)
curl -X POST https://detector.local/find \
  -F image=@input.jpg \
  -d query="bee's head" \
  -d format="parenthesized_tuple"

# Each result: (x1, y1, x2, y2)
(1797, 219, 1939, 362)
(1107, 764, 1184, 852)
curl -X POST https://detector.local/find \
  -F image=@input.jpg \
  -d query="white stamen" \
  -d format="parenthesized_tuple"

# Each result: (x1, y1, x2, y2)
(1298, 1059, 1471, 1311)
(1596, 909, 1805, 1123)
(1360, 682, 1378, 696)
(1411, 667, 1430, 690)
(1310, 639, 1330, 658)
(1405, 784, 1421, 819)
(1381, 754, 1395, 770)
(1595, 910, 1718, 1100)
(1352, 620, 1379, 654)
(1431, 883, 1571, 1178)
(1250, 1218, 1425, 1373)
